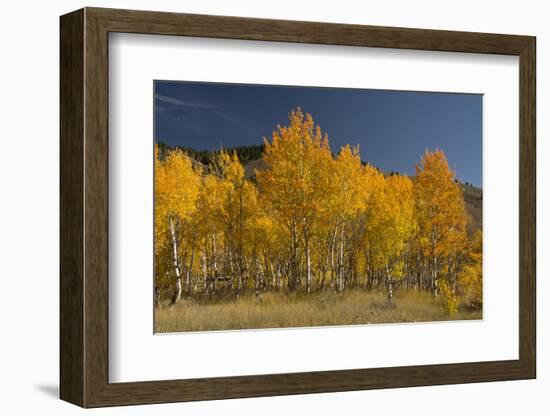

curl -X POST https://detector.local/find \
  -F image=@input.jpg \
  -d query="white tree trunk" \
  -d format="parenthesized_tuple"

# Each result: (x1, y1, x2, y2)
(186, 247, 195, 295)
(306, 239, 311, 294)
(432, 256, 439, 297)
(338, 228, 345, 292)
(330, 228, 337, 289)
(386, 264, 393, 302)
(170, 217, 182, 306)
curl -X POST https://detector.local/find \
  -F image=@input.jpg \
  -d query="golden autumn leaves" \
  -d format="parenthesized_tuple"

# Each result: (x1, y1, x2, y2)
(155, 108, 482, 314)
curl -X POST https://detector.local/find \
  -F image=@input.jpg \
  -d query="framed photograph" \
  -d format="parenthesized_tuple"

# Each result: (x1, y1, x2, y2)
(60, 7, 536, 407)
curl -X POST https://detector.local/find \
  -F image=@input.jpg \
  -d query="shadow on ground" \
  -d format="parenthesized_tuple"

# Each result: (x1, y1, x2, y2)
(35, 384, 58, 399)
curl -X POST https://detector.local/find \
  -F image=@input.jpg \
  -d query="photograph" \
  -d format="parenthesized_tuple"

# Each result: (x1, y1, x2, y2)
(153, 81, 483, 333)
(50, 4, 537, 410)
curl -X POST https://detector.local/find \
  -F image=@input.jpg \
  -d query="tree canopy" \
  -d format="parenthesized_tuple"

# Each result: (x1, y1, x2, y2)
(155, 108, 481, 313)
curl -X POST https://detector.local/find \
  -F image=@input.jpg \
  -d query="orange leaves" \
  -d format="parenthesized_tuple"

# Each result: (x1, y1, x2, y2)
(155, 146, 201, 251)
(215, 150, 245, 185)
(363, 173, 415, 275)
(257, 108, 333, 234)
(331, 145, 368, 220)
(458, 229, 483, 306)
(154, 109, 480, 308)
(414, 149, 469, 260)
(155, 147, 201, 221)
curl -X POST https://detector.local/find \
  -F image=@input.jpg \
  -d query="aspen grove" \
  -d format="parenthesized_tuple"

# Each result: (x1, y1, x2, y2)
(155, 109, 482, 315)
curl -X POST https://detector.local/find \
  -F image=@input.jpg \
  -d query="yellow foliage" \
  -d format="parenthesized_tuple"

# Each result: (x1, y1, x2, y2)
(257, 108, 333, 235)
(439, 279, 460, 315)
(458, 229, 483, 307)
(414, 149, 469, 260)
(155, 146, 201, 252)
(364, 173, 415, 277)
(154, 110, 482, 315)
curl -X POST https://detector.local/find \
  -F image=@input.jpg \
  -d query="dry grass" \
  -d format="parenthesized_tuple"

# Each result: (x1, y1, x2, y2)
(154, 289, 482, 333)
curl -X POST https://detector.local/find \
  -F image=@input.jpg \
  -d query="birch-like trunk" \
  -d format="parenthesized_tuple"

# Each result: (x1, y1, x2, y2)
(289, 221, 299, 291)
(330, 228, 337, 290)
(186, 247, 195, 295)
(210, 234, 217, 293)
(169, 217, 182, 307)
(386, 264, 393, 302)
(430, 230, 439, 297)
(200, 253, 207, 292)
(305, 238, 311, 294)
(255, 257, 263, 300)
(338, 227, 345, 292)
(431, 256, 439, 297)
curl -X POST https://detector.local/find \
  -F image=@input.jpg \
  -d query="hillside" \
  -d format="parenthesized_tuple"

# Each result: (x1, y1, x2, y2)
(462, 183, 483, 231)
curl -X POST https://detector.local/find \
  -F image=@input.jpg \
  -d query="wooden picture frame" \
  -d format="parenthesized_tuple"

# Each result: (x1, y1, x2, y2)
(60, 7, 536, 408)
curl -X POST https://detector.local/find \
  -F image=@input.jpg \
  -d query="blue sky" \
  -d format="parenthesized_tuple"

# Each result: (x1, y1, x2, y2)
(154, 81, 482, 187)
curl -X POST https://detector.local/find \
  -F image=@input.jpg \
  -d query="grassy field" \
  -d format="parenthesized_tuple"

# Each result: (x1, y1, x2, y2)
(154, 289, 482, 333)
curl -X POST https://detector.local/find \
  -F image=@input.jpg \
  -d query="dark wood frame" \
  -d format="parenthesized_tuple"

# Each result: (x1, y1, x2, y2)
(60, 7, 536, 408)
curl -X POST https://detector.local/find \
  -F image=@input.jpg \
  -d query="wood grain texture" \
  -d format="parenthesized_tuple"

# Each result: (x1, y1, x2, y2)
(518, 38, 536, 376)
(89, 7, 532, 54)
(59, 7, 537, 408)
(83, 10, 110, 406)
(59, 8, 84, 407)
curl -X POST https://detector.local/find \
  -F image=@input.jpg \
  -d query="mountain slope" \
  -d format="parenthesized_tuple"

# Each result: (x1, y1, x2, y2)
(462, 183, 483, 231)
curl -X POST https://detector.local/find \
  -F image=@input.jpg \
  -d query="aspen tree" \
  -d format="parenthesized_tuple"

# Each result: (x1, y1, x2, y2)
(155, 146, 201, 305)
(414, 150, 469, 297)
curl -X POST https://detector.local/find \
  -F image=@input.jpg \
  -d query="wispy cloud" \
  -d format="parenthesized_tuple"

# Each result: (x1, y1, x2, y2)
(155, 93, 262, 140)
(155, 94, 218, 110)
